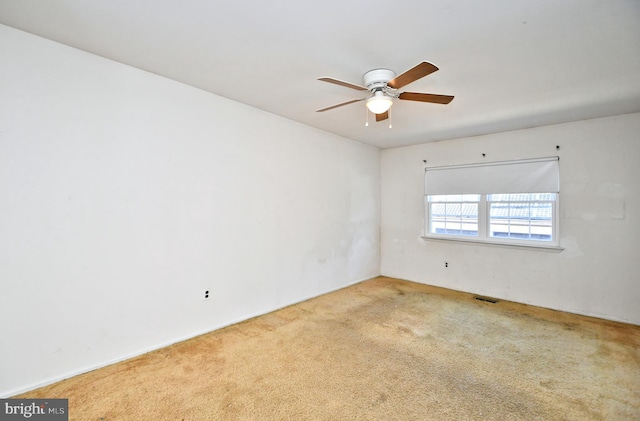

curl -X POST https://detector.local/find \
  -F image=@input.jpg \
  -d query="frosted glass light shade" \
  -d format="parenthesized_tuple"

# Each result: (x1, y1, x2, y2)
(366, 92, 393, 114)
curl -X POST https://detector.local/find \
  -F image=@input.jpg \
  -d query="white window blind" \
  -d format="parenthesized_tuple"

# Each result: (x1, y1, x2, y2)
(425, 157, 559, 195)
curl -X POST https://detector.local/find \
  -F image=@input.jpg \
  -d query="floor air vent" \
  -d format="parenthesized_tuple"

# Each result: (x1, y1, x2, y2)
(474, 296, 499, 304)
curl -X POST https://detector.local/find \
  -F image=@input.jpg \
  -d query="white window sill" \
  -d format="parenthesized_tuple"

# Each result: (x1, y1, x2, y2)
(420, 235, 564, 252)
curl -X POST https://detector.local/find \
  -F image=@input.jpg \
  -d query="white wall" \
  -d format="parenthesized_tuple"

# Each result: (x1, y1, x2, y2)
(0, 25, 380, 397)
(382, 112, 640, 325)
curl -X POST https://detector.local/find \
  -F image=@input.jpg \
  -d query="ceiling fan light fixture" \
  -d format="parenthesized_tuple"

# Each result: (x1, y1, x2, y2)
(366, 91, 393, 114)
(317, 61, 453, 121)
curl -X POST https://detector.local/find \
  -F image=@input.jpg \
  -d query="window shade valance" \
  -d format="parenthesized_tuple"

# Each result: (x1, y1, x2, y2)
(425, 157, 559, 195)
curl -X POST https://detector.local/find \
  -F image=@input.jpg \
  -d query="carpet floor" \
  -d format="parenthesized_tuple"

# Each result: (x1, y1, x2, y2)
(16, 276, 640, 420)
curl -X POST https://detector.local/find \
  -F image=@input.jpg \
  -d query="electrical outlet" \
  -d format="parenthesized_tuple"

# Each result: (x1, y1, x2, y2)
(204, 290, 210, 299)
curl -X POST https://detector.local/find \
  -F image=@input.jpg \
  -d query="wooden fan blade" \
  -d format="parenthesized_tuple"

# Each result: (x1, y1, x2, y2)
(316, 98, 365, 112)
(387, 62, 439, 89)
(318, 77, 368, 91)
(376, 111, 389, 122)
(398, 92, 454, 104)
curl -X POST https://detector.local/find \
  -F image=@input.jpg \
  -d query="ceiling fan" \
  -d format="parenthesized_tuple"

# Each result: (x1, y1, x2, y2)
(316, 61, 454, 122)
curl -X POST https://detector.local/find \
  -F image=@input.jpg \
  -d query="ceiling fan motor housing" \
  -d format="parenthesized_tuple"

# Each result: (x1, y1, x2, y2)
(363, 68, 396, 91)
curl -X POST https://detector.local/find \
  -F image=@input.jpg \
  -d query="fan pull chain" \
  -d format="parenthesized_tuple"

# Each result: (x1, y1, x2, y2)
(388, 109, 392, 129)
(365, 107, 369, 126)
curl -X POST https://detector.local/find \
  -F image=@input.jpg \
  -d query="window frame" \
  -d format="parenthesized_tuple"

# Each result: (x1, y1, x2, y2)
(424, 194, 562, 250)
(427, 194, 481, 238)
(486, 193, 558, 244)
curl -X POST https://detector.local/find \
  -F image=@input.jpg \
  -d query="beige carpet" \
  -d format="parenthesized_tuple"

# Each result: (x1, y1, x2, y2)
(16, 276, 640, 420)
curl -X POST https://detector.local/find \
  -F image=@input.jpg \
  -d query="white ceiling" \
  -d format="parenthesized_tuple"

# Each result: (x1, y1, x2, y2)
(1, 0, 639, 149)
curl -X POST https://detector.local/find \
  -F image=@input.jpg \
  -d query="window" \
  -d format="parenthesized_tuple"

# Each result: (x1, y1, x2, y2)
(428, 195, 480, 236)
(424, 158, 560, 248)
(488, 193, 555, 241)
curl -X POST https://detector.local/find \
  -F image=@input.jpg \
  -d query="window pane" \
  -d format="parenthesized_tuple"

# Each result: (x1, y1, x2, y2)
(488, 193, 511, 202)
(460, 194, 481, 202)
(488, 193, 557, 201)
(531, 202, 553, 219)
(430, 203, 446, 234)
(445, 219, 462, 233)
(428, 195, 449, 202)
(460, 204, 478, 236)
(428, 194, 480, 202)
(447, 203, 461, 217)
(489, 201, 553, 241)
(530, 203, 553, 240)
(430, 202, 478, 236)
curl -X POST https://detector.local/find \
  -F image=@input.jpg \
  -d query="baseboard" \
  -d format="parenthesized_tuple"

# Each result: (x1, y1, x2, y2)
(380, 274, 640, 327)
(2, 273, 379, 398)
